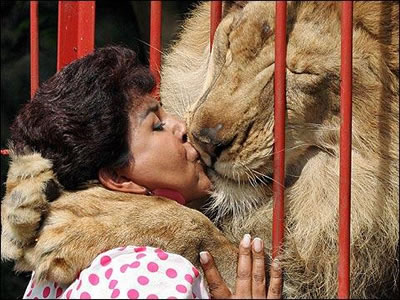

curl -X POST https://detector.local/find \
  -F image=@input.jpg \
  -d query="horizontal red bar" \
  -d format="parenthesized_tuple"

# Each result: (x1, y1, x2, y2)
(1, 149, 9, 156)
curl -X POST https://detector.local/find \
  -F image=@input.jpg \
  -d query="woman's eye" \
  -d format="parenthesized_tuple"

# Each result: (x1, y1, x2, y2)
(153, 122, 165, 131)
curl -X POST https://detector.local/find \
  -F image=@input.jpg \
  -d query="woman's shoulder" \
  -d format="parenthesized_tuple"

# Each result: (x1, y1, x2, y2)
(24, 246, 210, 299)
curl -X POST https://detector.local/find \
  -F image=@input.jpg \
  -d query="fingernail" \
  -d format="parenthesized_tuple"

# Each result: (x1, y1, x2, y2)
(200, 251, 209, 264)
(253, 237, 263, 252)
(242, 233, 251, 248)
(272, 259, 280, 270)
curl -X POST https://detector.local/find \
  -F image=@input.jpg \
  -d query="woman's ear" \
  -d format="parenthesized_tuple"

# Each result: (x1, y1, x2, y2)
(98, 168, 148, 194)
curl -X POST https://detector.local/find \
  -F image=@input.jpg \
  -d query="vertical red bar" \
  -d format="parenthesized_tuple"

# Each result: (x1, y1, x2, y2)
(210, 1, 222, 51)
(2, 1, 40, 157)
(272, 1, 287, 260)
(30, 1, 39, 99)
(150, 1, 162, 100)
(338, 1, 353, 299)
(57, 1, 95, 72)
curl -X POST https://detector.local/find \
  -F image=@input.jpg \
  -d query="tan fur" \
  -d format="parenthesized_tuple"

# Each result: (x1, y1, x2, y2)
(1, 148, 58, 261)
(161, 1, 399, 298)
(1, 151, 238, 289)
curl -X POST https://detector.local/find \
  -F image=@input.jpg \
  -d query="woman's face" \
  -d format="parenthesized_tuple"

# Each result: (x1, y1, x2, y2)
(119, 97, 212, 203)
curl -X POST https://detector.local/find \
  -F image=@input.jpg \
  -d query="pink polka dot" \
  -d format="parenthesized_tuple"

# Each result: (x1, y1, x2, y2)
(66, 289, 72, 299)
(147, 294, 158, 299)
(105, 268, 113, 279)
(166, 268, 177, 278)
(136, 253, 146, 259)
(109, 279, 118, 289)
(34, 298, 39, 300)
(120, 264, 129, 273)
(111, 289, 120, 298)
(147, 262, 159, 272)
(80, 292, 91, 299)
(100, 255, 112, 266)
(193, 292, 197, 298)
(56, 287, 63, 298)
(127, 289, 139, 299)
(42, 286, 51, 298)
(134, 246, 146, 252)
(138, 276, 149, 285)
(130, 261, 140, 268)
(192, 266, 200, 277)
(157, 251, 169, 260)
(184, 274, 194, 284)
(88, 273, 99, 286)
(77, 279, 82, 290)
(176, 284, 188, 293)
(26, 290, 32, 297)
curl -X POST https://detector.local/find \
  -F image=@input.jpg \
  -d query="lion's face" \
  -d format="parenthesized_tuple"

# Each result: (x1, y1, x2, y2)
(187, 1, 398, 193)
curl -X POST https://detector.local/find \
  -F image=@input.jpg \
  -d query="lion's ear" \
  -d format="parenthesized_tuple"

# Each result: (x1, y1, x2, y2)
(222, 1, 248, 17)
(354, 2, 399, 72)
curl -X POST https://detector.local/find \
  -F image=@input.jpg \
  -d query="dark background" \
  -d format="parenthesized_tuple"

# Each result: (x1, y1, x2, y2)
(1, 1, 198, 298)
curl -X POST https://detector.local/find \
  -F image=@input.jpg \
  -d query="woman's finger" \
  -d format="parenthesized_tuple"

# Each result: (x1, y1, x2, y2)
(267, 259, 283, 299)
(251, 237, 266, 298)
(235, 234, 252, 298)
(200, 251, 232, 298)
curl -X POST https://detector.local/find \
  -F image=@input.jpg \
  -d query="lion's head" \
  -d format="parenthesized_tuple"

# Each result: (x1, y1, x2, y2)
(161, 1, 398, 298)
(179, 1, 398, 214)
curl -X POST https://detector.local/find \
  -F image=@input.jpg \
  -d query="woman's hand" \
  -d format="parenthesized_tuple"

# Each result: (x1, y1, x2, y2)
(200, 234, 282, 299)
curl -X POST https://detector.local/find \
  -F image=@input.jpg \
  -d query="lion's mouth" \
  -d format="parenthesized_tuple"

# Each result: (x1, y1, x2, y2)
(191, 135, 274, 187)
(204, 162, 274, 188)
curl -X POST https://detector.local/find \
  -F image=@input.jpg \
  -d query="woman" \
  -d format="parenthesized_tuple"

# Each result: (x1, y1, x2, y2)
(1, 45, 281, 298)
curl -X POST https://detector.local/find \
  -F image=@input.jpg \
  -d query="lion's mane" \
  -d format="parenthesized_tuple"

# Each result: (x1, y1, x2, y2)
(161, 1, 399, 298)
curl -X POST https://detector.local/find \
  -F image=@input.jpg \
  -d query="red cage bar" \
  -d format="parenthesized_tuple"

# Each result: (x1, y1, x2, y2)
(338, 1, 353, 298)
(272, 1, 287, 260)
(0, 2, 39, 157)
(149, 1, 162, 100)
(57, 1, 95, 71)
(210, 1, 222, 51)
(30, 1, 39, 98)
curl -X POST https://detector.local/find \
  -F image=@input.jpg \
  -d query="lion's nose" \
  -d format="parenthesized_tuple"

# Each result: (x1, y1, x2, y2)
(192, 124, 234, 161)
(199, 124, 223, 145)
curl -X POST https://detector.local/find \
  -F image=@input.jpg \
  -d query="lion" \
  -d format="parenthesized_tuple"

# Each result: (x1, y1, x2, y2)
(1, 1, 398, 299)
(160, 1, 399, 298)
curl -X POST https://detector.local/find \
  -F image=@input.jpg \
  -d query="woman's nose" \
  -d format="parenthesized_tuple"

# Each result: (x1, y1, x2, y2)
(175, 119, 188, 142)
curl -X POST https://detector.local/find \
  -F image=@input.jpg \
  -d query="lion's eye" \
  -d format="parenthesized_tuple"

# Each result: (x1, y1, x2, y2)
(262, 24, 270, 34)
(261, 23, 272, 41)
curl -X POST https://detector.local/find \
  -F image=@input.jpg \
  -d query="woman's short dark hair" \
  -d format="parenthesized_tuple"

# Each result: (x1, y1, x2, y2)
(9, 45, 155, 190)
